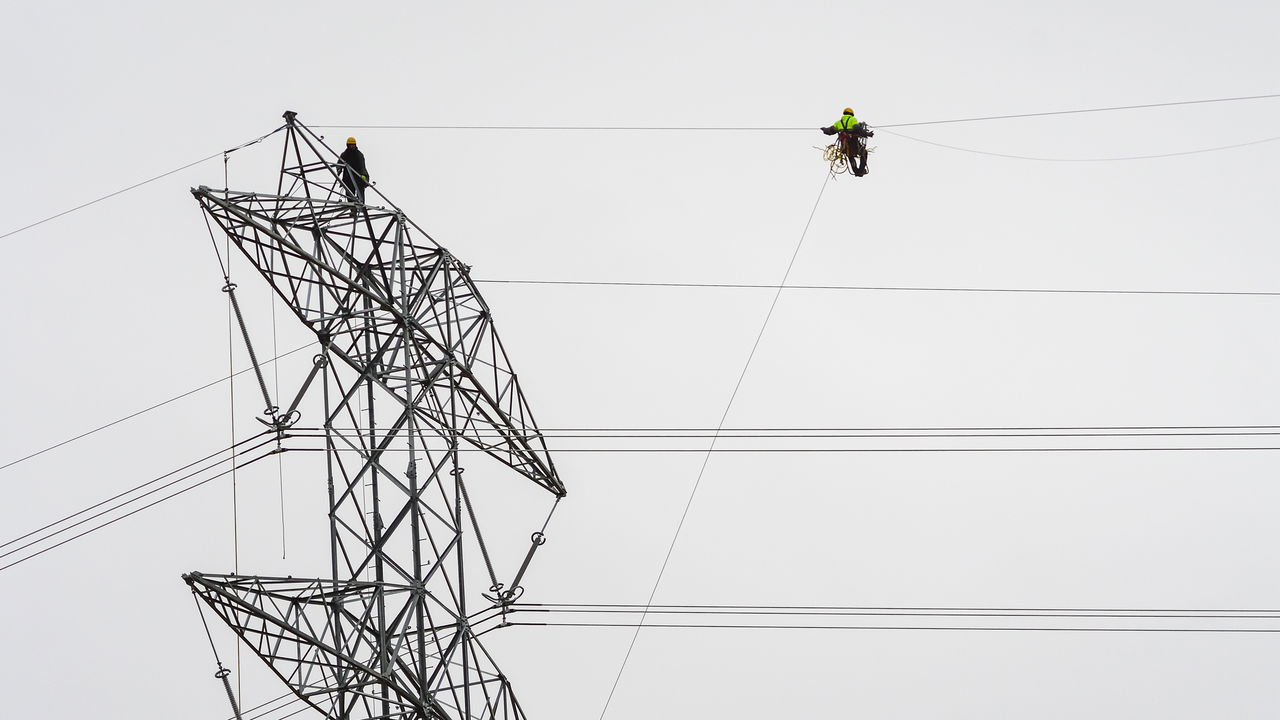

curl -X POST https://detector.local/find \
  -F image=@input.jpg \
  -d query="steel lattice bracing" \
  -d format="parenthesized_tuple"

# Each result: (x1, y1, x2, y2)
(187, 112, 563, 720)
(192, 183, 561, 494)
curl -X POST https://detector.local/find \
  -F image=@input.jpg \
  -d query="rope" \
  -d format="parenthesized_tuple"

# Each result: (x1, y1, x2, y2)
(598, 171, 832, 720)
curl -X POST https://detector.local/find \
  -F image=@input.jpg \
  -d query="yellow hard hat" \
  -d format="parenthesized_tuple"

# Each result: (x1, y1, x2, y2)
(346, 136, 358, 145)
(843, 108, 855, 115)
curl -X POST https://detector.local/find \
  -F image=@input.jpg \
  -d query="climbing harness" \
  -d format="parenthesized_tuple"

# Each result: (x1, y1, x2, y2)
(819, 124, 876, 177)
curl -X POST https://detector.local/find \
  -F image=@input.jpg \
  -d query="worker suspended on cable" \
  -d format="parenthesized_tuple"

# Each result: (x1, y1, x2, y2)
(821, 108, 872, 176)
(339, 137, 371, 203)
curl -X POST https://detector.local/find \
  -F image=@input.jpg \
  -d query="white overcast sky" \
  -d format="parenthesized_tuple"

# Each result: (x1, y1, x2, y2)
(3, 1, 1280, 718)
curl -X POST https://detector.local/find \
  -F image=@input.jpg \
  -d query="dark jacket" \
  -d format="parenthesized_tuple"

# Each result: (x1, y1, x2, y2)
(339, 146, 370, 188)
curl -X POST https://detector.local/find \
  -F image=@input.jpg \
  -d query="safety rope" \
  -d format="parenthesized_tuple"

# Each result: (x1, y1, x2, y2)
(192, 591, 244, 720)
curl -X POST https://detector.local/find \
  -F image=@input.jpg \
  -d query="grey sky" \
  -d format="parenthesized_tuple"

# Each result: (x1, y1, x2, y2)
(3, 1, 1280, 718)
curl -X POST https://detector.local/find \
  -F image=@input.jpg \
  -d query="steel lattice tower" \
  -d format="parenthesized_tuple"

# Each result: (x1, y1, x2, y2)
(186, 111, 566, 720)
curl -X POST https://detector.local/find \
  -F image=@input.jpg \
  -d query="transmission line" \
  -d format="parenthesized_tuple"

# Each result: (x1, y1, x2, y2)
(0, 434, 270, 554)
(880, 127, 1280, 162)
(513, 621, 1280, 634)
(306, 428, 1280, 439)
(0, 437, 278, 574)
(226, 692, 298, 720)
(0, 127, 283, 241)
(473, 278, 1280, 297)
(8, 93, 1277, 245)
(313, 91, 1280, 132)
(16, 429, 1272, 577)
(288, 441, 1280, 454)
(518, 602, 1280, 615)
(0, 341, 312, 474)
(513, 604, 1280, 630)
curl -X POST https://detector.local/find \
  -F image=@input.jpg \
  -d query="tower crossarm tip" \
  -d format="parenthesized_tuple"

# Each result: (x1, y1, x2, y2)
(193, 185, 562, 493)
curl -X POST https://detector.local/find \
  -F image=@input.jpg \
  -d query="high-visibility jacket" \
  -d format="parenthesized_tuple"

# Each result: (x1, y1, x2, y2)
(832, 113, 861, 132)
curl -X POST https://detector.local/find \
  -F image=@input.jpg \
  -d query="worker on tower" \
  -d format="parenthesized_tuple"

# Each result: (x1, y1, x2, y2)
(339, 137, 371, 203)
(821, 108, 872, 176)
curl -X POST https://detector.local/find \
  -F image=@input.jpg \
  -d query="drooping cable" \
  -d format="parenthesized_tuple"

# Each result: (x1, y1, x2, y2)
(0, 342, 312, 475)
(0, 434, 270, 556)
(0, 440, 276, 573)
(311, 92, 1280, 133)
(879, 127, 1280, 162)
(472, 278, 1280, 297)
(518, 602, 1280, 615)
(0, 126, 284, 241)
(285, 442, 1280, 454)
(514, 621, 1280, 634)
(5, 95, 1277, 243)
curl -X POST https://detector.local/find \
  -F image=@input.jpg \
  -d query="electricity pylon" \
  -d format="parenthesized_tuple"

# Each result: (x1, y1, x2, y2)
(186, 111, 565, 720)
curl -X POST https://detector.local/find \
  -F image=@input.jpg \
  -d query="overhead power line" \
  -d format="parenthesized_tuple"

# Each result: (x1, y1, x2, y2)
(314, 92, 1280, 132)
(324, 424, 1280, 432)
(877, 92, 1280, 129)
(0, 151, 223, 241)
(294, 444, 1280, 454)
(309, 429, 1280, 440)
(513, 621, 1280, 634)
(512, 603, 1280, 631)
(226, 692, 299, 720)
(473, 278, 1280, 297)
(518, 602, 1280, 615)
(0, 127, 282, 241)
(0, 436, 277, 574)
(880, 127, 1280, 162)
(17, 425, 1270, 576)
(0, 342, 313, 475)
(7, 93, 1277, 244)
(0, 435, 267, 554)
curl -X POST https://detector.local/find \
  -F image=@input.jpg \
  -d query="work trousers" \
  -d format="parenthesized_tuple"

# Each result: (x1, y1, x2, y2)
(840, 134, 868, 173)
